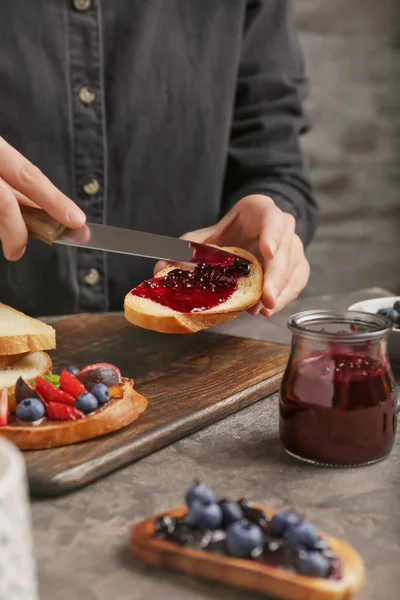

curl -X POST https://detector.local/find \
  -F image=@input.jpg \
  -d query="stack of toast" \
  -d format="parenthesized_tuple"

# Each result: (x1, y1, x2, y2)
(0, 303, 55, 413)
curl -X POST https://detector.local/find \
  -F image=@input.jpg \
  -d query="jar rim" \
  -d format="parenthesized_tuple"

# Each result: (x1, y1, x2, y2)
(288, 309, 392, 342)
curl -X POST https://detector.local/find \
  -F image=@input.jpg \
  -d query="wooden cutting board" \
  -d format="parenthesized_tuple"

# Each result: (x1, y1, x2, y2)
(23, 314, 289, 496)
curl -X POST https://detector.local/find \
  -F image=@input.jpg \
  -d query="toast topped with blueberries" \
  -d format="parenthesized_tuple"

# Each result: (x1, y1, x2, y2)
(130, 482, 365, 600)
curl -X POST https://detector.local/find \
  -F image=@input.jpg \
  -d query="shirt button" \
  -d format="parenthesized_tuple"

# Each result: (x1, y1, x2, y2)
(73, 0, 91, 11)
(79, 86, 96, 105)
(82, 178, 100, 195)
(83, 268, 100, 286)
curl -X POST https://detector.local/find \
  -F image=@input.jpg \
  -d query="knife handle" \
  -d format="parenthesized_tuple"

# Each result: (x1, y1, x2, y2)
(20, 206, 66, 245)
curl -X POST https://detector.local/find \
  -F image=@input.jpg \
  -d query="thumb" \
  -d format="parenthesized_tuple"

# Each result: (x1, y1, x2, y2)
(154, 224, 218, 275)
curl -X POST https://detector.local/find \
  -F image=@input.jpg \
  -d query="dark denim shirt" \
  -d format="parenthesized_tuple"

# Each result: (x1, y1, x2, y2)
(0, 0, 317, 316)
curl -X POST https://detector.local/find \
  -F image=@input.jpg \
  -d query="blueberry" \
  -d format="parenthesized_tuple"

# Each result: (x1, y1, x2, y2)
(74, 392, 98, 414)
(185, 482, 215, 508)
(186, 500, 222, 529)
(65, 365, 80, 375)
(218, 499, 243, 527)
(386, 309, 400, 324)
(284, 521, 318, 548)
(270, 510, 302, 537)
(225, 520, 264, 558)
(91, 383, 110, 405)
(296, 549, 330, 578)
(16, 398, 45, 422)
(377, 308, 388, 317)
(393, 300, 400, 312)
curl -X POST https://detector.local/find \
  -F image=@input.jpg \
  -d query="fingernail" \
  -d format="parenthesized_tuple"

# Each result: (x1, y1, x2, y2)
(269, 239, 278, 258)
(66, 206, 86, 227)
(252, 301, 263, 315)
(271, 286, 279, 303)
(10, 246, 26, 261)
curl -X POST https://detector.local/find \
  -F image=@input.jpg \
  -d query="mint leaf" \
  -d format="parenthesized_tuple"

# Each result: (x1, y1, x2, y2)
(41, 374, 60, 387)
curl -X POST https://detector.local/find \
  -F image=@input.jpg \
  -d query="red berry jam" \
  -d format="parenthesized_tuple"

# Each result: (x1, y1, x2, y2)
(131, 248, 250, 313)
(280, 352, 397, 466)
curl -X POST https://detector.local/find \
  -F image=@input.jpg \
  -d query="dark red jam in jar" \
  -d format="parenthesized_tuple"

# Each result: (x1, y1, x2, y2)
(131, 244, 250, 313)
(280, 310, 398, 466)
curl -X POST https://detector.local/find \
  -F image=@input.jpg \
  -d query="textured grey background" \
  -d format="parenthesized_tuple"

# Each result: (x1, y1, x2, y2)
(296, 0, 400, 296)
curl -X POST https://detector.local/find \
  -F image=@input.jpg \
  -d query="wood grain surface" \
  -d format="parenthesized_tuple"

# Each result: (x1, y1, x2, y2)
(24, 314, 289, 496)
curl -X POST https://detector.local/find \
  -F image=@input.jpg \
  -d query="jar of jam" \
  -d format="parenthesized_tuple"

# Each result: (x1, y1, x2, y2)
(279, 310, 398, 467)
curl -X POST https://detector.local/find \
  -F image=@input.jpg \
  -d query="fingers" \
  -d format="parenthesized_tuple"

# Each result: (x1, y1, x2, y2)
(257, 199, 287, 260)
(0, 137, 85, 228)
(0, 178, 28, 260)
(260, 236, 310, 317)
(260, 258, 310, 317)
(261, 214, 296, 309)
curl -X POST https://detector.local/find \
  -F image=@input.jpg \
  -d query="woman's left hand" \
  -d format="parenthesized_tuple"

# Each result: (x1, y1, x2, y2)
(158, 194, 310, 317)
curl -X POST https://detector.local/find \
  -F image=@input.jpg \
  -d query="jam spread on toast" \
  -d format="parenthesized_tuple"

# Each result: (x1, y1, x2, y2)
(131, 245, 251, 313)
(154, 482, 342, 580)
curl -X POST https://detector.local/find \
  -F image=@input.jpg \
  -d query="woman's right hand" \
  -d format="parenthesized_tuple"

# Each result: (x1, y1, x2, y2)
(0, 137, 86, 260)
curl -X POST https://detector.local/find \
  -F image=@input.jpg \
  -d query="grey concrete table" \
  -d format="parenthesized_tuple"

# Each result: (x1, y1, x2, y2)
(32, 288, 400, 600)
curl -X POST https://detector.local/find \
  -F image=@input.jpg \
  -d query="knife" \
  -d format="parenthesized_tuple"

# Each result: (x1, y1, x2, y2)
(21, 206, 244, 266)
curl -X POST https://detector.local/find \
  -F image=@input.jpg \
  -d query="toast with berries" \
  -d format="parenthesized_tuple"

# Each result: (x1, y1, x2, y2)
(0, 363, 148, 450)
(130, 483, 365, 600)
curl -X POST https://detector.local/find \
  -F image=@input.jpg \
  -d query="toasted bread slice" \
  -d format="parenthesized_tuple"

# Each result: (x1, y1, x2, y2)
(0, 351, 52, 413)
(0, 302, 55, 355)
(0, 379, 148, 450)
(124, 247, 263, 334)
(0, 353, 28, 369)
(131, 506, 365, 600)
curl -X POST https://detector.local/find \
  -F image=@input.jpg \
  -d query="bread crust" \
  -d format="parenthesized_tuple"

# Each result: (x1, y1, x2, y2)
(4, 351, 53, 414)
(0, 302, 56, 354)
(131, 506, 365, 600)
(124, 246, 263, 334)
(0, 353, 29, 369)
(0, 379, 148, 450)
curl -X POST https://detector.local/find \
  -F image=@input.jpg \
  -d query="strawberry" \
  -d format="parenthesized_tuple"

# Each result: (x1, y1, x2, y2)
(0, 387, 9, 426)
(79, 363, 121, 378)
(46, 402, 84, 421)
(60, 370, 87, 399)
(36, 377, 75, 406)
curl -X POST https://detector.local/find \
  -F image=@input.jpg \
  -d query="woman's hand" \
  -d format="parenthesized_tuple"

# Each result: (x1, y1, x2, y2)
(166, 194, 310, 317)
(0, 137, 86, 260)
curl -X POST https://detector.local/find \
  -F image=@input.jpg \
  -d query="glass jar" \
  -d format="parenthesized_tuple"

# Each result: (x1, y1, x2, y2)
(279, 310, 398, 467)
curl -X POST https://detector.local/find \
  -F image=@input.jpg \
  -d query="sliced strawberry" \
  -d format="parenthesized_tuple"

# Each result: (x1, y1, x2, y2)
(46, 402, 84, 421)
(60, 370, 87, 399)
(0, 387, 9, 426)
(79, 363, 121, 378)
(36, 377, 75, 406)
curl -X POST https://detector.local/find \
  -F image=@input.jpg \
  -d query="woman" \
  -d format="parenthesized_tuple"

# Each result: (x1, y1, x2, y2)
(0, 0, 316, 317)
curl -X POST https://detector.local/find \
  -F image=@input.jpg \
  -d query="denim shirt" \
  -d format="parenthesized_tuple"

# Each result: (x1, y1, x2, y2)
(0, 0, 316, 316)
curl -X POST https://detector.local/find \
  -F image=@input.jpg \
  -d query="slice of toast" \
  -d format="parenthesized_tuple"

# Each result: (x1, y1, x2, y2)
(0, 353, 28, 369)
(0, 379, 148, 450)
(124, 247, 263, 334)
(130, 506, 365, 600)
(0, 351, 52, 413)
(0, 302, 55, 354)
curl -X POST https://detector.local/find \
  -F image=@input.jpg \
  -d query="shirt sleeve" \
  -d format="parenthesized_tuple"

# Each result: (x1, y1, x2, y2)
(222, 0, 318, 246)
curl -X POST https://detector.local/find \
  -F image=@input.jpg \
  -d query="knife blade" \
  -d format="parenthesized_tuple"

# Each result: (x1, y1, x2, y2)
(56, 222, 196, 263)
(21, 206, 246, 266)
